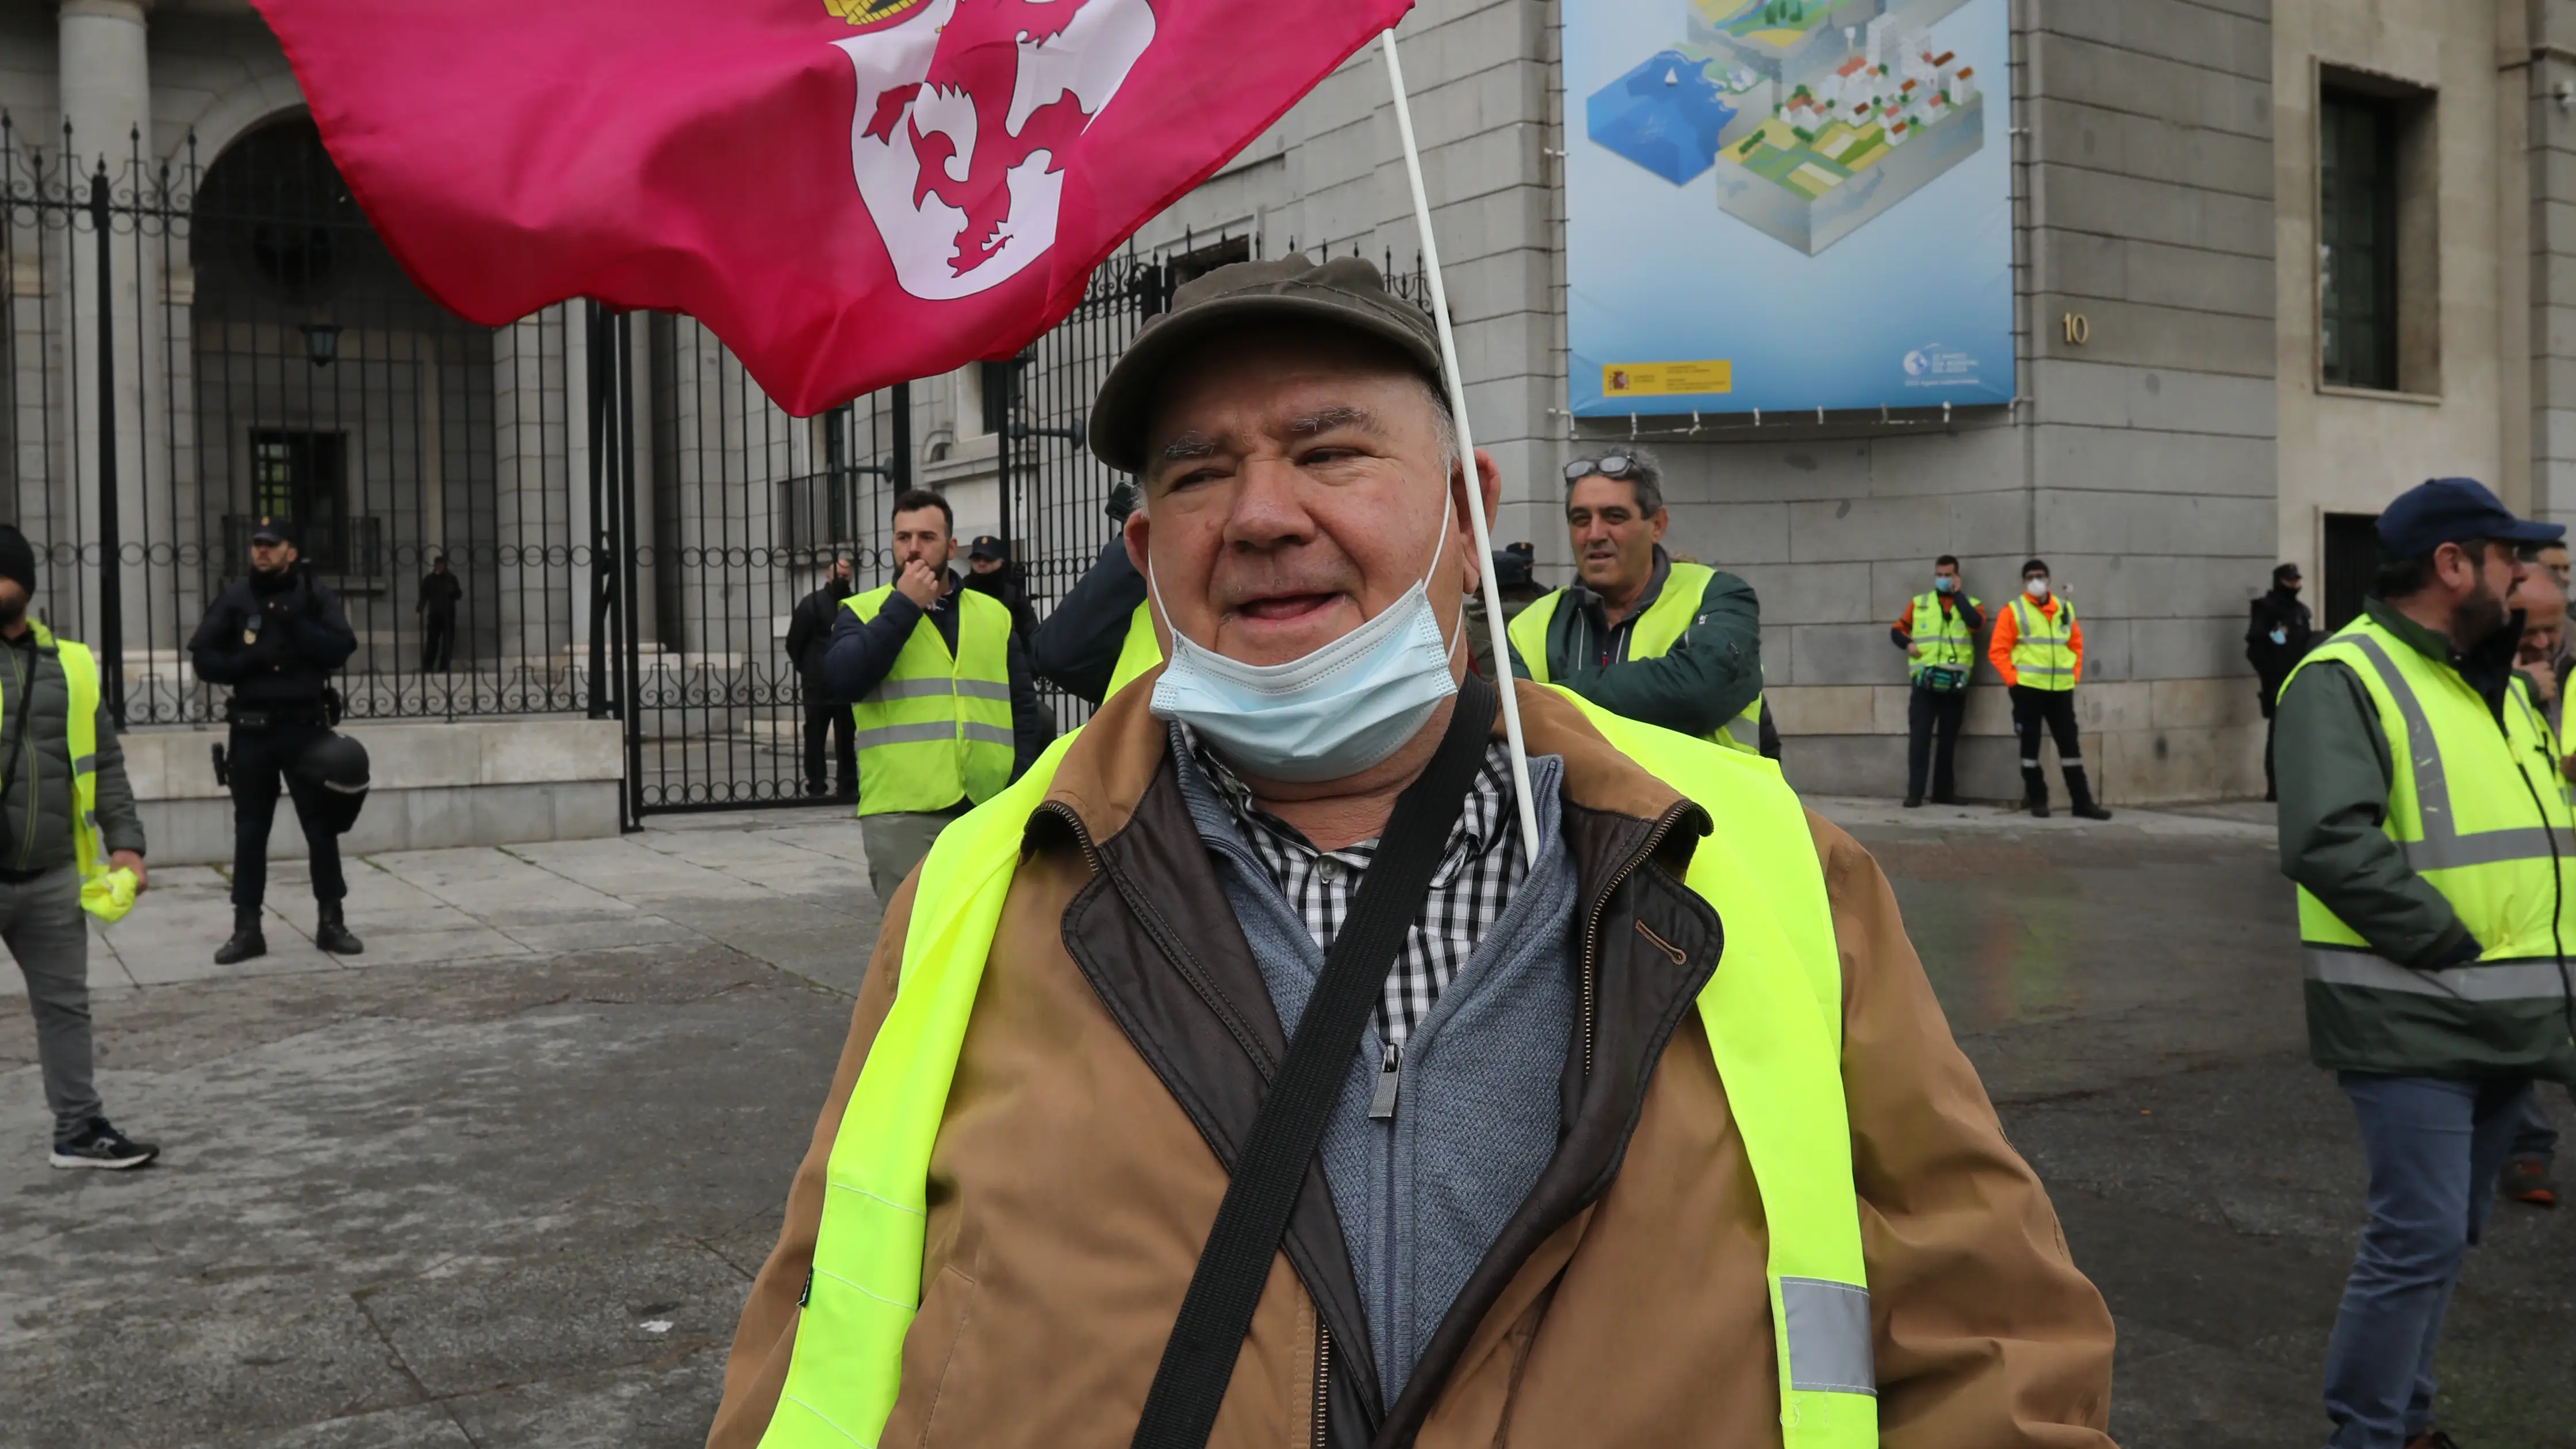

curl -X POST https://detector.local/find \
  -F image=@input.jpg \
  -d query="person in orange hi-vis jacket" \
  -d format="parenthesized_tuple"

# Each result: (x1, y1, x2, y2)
(1987, 558, 2111, 819)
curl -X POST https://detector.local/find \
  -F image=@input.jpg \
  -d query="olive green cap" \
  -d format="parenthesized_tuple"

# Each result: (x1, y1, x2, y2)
(1086, 254, 1444, 474)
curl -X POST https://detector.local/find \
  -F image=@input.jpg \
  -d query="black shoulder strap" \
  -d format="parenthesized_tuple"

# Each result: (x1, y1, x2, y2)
(1129, 672, 1501, 1449)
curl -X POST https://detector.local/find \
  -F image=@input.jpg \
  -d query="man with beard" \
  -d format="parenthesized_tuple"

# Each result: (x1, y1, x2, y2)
(2273, 477, 2574, 1449)
(0, 525, 156, 1168)
(784, 554, 857, 800)
(2247, 562, 2316, 801)
(822, 492, 1054, 902)
(188, 517, 361, 961)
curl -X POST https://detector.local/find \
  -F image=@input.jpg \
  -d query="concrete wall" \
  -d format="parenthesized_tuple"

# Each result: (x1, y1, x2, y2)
(122, 716, 624, 865)
(2014, 0, 2282, 803)
(3, 0, 2567, 810)
(879, 0, 2304, 804)
(2273, 0, 2532, 566)
(2531, 0, 2576, 526)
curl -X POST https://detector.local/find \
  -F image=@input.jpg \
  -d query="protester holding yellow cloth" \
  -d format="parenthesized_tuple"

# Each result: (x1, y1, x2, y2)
(0, 524, 156, 1171)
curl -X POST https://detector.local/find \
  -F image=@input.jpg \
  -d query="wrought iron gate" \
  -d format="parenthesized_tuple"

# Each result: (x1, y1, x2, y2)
(0, 111, 1428, 826)
(593, 231, 1423, 819)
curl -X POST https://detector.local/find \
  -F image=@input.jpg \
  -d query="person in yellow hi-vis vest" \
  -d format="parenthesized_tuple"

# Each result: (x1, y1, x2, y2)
(710, 256, 2113, 1449)
(2273, 477, 2576, 1449)
(1987, 558, 2113, 821)
(1890, 554, 1985, 807)
(0, 526, 156, 1171)
(821, 489, 1054, 904)
(1502, 446, 1769, 756)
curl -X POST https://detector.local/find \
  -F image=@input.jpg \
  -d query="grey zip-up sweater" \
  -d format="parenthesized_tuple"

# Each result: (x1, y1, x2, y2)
(0, 628, 144, 870)
(1174, 742, 1577, 1398)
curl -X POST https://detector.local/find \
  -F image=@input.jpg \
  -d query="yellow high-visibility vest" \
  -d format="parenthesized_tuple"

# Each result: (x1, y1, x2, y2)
(756, 695, 1876, 1449)
(2286, 613, 2576, 1076)
(842, 586, 1015, 816)
(1105, 600, 1160, 700)
(0, 623, 133, 922)
(1507, 562, 1765, 753)
(1907, 591, 1981, 688)
(2007, 595, 2077, 691)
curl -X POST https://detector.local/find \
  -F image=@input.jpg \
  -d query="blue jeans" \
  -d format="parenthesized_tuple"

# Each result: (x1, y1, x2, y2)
(2322, 1072, 2531, 1449)
(2505, 1084, 2563, 1163)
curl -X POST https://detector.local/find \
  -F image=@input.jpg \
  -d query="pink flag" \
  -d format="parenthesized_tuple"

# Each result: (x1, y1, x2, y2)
(254, 0, 1412, 415)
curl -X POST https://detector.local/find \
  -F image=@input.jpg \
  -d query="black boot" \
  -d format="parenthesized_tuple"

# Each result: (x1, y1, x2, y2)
(314, 901, 364, 956)
(213, 907, 266, 965)
(2067, 768, 2113, 821)
(2023, 768, 2051, 819)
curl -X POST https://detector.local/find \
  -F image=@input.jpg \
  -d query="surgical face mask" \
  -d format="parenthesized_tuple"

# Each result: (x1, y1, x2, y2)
(1149, 510, 1462, 784)
(2025, 577, 2050, 600)
(1933, 575, 1957, 595)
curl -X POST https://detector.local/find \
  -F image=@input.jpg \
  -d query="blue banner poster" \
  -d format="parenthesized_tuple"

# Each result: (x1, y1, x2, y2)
(1566, 0, 2014, 417)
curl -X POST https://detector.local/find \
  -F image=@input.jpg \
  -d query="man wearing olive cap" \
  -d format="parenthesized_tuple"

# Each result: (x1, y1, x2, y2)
(710, 256, 2112, 1448)
(0, 525, 156, 1168)
(2274, 476, 2576, 1449)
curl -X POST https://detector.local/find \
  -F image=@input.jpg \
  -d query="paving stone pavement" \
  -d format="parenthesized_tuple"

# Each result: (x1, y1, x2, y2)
(1, 799, 2569, 1447)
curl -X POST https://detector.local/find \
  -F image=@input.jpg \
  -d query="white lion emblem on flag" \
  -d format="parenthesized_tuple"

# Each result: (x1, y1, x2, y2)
(833, 0, 1157, 300)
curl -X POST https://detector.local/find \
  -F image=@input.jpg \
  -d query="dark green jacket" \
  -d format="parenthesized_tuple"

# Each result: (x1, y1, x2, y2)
(2275, 597, 2574, 1079)
(1503, 550, 1763, 739)
(0, 628, 144, 872)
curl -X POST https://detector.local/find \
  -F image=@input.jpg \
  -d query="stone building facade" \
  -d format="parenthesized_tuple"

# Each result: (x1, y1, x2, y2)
(1, 0, 2570, 808)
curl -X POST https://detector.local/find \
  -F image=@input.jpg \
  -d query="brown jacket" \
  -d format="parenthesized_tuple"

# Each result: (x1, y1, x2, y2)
(711, 681, 2116, 1448)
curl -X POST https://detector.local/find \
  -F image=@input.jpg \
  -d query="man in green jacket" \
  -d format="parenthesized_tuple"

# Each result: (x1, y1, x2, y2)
(0, 526, 156, 1169)
(1503, 447, 1765, 751)
(2273, 477, 2574, 1449)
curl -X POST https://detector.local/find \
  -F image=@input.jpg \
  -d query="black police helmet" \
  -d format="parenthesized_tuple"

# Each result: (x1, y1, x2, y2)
(295, 732, 371, 835)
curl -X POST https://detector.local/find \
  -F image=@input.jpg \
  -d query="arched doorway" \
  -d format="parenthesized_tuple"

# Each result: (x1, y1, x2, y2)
(188, 117, 547, 705)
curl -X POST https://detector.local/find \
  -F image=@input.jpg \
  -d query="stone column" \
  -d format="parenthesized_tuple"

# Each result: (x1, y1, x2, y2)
(2529, 0, 2576, 527)
(57, 0, 156, 678)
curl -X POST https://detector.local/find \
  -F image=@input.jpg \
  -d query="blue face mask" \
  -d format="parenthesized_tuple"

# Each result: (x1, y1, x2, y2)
(1149, 515, 1462, 784)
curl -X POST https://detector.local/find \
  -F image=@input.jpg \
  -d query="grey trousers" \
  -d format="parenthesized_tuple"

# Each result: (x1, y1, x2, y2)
(3, 866, 98, 1140)
(860, 810, 961, 906)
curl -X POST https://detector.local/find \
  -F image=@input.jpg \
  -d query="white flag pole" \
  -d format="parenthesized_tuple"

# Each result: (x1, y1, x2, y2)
(1378, 28, 1540, 867)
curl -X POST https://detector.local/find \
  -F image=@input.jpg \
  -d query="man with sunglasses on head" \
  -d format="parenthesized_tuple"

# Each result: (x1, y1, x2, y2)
(1503, 447, 1766, 753)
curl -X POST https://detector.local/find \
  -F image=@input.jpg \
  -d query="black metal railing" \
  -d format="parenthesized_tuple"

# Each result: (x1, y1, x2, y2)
(0, 108, 1422, 818)
(0, 114, 616, 724)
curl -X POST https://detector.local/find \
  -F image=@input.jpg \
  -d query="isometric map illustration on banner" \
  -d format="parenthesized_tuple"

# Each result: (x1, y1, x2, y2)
(1567, 0, 2014, 418)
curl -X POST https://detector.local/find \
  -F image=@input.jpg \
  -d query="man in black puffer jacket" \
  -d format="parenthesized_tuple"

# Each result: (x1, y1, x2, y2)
(188, 516, 360, 961)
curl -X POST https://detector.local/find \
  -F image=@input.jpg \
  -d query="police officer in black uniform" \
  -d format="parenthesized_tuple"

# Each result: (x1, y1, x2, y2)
(187, 517, 362, 961)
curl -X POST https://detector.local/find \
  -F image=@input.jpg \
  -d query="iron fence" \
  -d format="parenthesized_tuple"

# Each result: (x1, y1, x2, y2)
(0, 116, 627, 723)
(2, 108, 1422, 819)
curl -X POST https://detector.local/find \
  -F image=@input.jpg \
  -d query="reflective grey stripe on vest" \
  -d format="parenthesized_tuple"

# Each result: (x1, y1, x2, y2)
(70, 753, 93, 775)
(1726, 713, 1760, 746)
(862, 678, 955, 703)
(1778, 1276, 1875, 1396)
(854, 720, 1017, 750)
(2339, 633, 2569, 868)
(852, 721, 961, 749)
(2305, 948, 2573, 1002)
(862, 677, 1011, 704)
